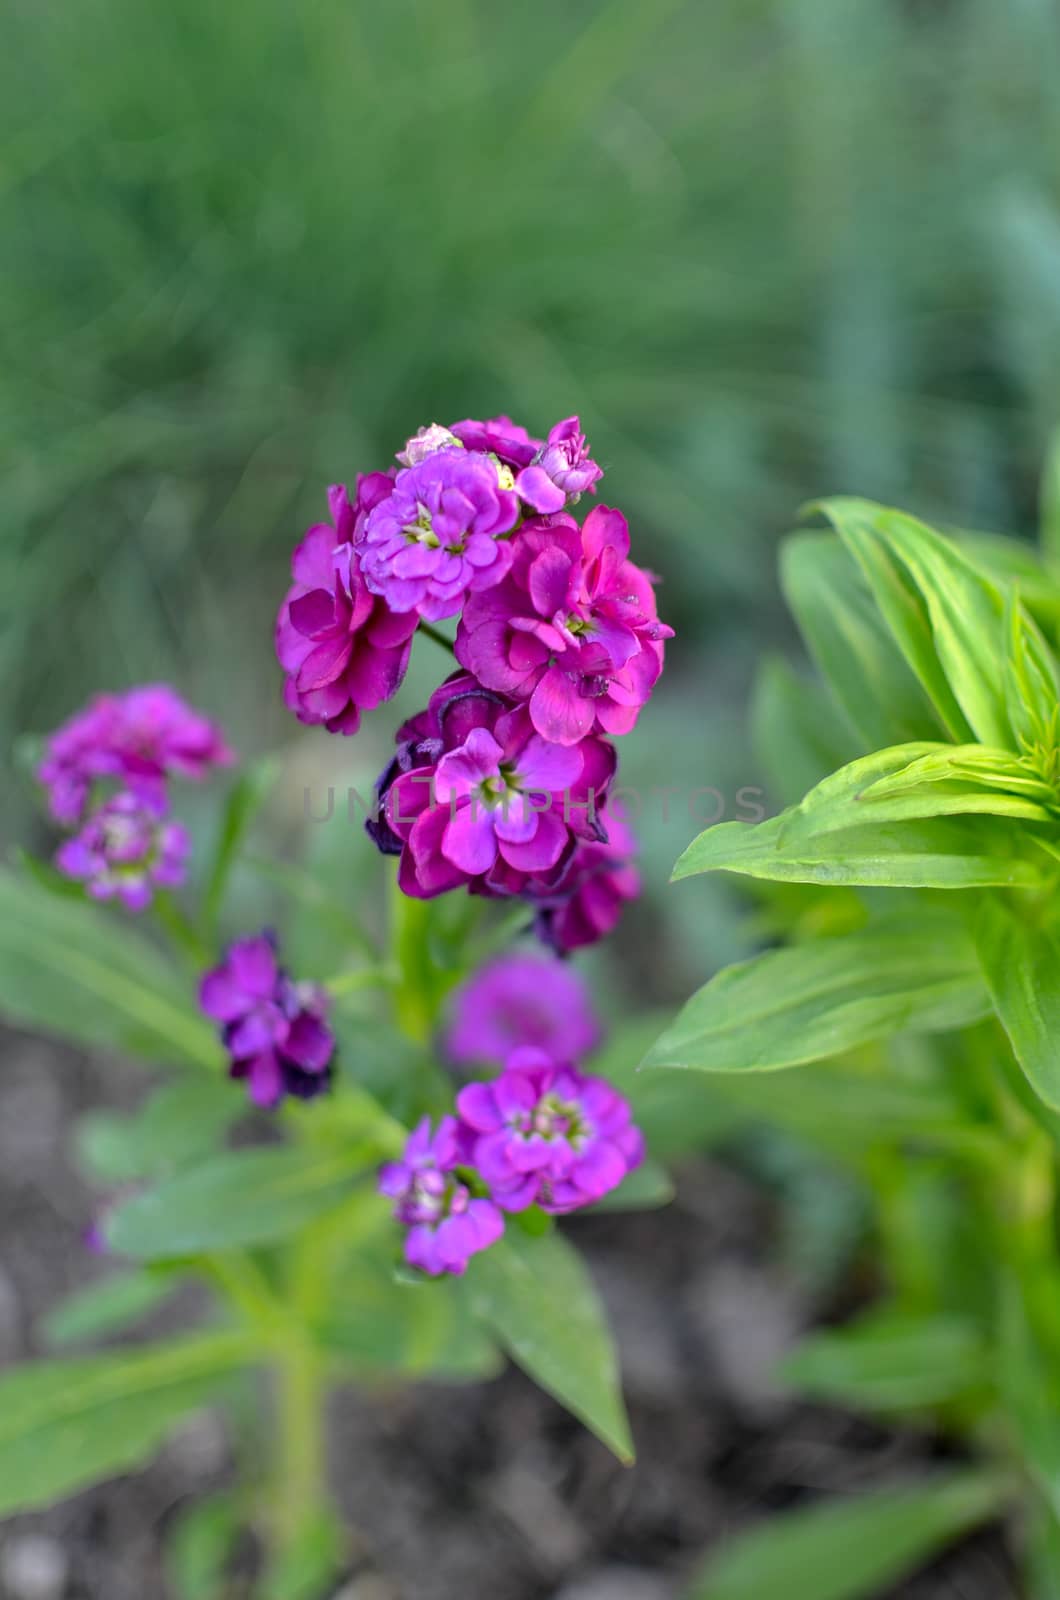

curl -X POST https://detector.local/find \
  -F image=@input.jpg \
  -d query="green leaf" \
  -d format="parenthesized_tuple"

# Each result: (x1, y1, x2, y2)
(689, 1472, 1006, 1600)
(998, 1272, 1060, 1513)
(43, 1270, 181, 1349)
(778, 1310, 989, 1413)
(959, 530, 1060, 624)
(673, 811, 1042, 891)
(204, 755, 279, 931)
(76, 1075, 244, 1184)
(106, 1145, 375, 1260)
(0, 865, 219, 1067)
(973, 896, 1060, 1110)
(780, 744, 1056, 848)
(642, 916, 990, 1075)
(165, 1494, 242, 1600)
(261, 1510, 346, 1600)
(1002, 587, 1060, 760)
(813, 499, 995, 744)
(318, 1195, 502, 1381)
(779, 532, 942, 750)
(0, 1330, 255, 1516)
(468, 1227, 633, 1463)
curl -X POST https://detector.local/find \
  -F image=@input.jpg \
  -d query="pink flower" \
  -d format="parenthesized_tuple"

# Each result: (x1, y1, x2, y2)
(379, 674, 616, 899)
(514, 416, 603, 513)
(456, 1047, 644, 1213)
(275, 483, 418, 735)
(456, 505, 672, 745)
(55, 791, 190, 912)
(39, 686, 232, 824)
(448, 415, 541, 471)
(358, 449, 520, 621)
(378, 1115, 504, 1276)
(446, 952, 601, 1068)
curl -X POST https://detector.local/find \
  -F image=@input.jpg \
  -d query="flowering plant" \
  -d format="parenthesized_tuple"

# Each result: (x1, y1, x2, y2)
(0, 413, 675, 1595)
(652, 479, 1060, 1597)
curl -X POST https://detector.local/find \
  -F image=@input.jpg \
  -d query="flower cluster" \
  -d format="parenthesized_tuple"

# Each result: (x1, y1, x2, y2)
(380, 954, 642, 1275)
(276, 411, 670, 951)
(39, 685, 232, 911)
(199, 932, 335, 1107)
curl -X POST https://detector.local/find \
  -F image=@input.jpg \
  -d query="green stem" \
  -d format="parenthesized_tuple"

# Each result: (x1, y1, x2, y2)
(153, 891, 212, 967)
(418, 619, 457, 657)
(323, 963, 399, 997)
(274, 1338, 326, 1550)
(388, 869, 436, 1044)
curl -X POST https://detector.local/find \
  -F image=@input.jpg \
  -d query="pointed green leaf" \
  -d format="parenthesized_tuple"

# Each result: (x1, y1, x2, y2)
(690, 1472, 1006, 1600)
(974, 897, 1060, 1109)
(106, 1145, 374, 1259)
(468, 1227, 633, 1463)
(642, 917, 990, 1075)
(0, 1331, 256, 1516)
(674, 812, 1042, 891)
(43, 1270, 181, 1349)
(780, 532, 942, 750)
(779, 1310, 989, 1413)
(76, 1075, 244, 1185)
(0, 866, 218, 1067)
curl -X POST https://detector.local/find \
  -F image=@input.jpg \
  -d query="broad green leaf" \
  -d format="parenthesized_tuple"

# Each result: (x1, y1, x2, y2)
(468, 1227, 633, 1463)
(203, 756, 279, 931)
(43, 1270, 181, 1349)
(974, 897, 1060, 1109)
(106, 1145, 375, 1259)
(781, 744, 1056, 847)
(818, 498, 1060, 758)
(689, 1472, 1006, 1600)
(673, 812, 1042, 891)
(642, 917, 990, 1075)
(750, 658, 861, 811)
(960, 529, 1060, 623)
(808, 504, 972, 742)
(0, 1330, 255, 1516)
(0, 866, 218, 1067)
(76, 1075, 244, 1184)
(999, 1272, 1060, 1514)
(779, 532, 942, 750)
(165, 1494, 242, 1600)
(318, 1193, 502, 1380)
(778, 1311, 989, 1413)
(1002, 588, 1060, 761)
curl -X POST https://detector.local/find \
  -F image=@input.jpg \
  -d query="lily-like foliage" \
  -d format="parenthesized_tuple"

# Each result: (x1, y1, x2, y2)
(653, 463, 1060, 1599)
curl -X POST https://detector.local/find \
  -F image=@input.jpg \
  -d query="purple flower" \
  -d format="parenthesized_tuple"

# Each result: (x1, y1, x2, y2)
(55, 792, 190, 912)
(379, 673, 617, 899)
(276, 483, 418, 735)
(379, 1115, 504, 1276)
(446, 952, 601, 1068)
(39, 686, 232, 824)
(456, 1048, 644, 1213)
(514, 416, 603, 513)
(448, 415, 541, 471)
(199, 932, 335, 1108)
(456, 505, 672, 746)
(530, 812, 641, 953)
(359, 449, 521, 622)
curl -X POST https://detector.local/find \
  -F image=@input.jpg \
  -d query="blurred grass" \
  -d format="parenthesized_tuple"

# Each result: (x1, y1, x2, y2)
(5, 0, 1060, 987)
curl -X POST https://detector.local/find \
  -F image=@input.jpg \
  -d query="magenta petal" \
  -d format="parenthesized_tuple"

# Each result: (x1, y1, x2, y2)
(434, 728, 504, 800)
(528, 547, 575, 616)
(456, 1081, 501, 1132)
(529, 666, 596, 745)
(443, 803, 498, 875)
(515, 464, 567, 514)
(228, 937, 279, 999)
(246, 1052, 285, 1108)
(516, 734, 583, 793)
(288, 588, 337, 638)
(498, 809, 567, 872)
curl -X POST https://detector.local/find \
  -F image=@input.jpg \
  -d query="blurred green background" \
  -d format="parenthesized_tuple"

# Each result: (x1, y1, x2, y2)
(6, 0, 1060, 997)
